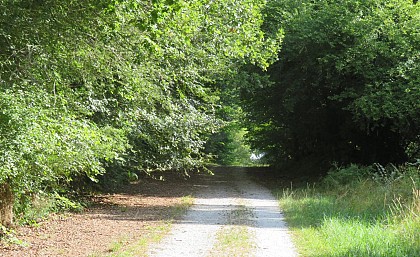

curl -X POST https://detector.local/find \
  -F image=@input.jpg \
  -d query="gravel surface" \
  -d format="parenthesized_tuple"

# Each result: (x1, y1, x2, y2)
(148, 167, 298, 257)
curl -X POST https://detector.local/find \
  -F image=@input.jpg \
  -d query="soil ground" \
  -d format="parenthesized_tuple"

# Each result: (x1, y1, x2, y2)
(0, 172, 207, 257)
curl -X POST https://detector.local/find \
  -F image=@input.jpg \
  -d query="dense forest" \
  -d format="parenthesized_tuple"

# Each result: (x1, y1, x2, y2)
(243, 0, 419, 169)
(0, 0, 419, 227)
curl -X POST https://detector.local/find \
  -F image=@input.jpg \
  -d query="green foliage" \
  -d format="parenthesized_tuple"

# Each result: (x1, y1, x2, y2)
(0, 88, 127, 213)
(322, 164, 373, 188)
(0, 0, 281, 223)
(53, 193, 85, 213)
(206, 124, 253, 166)
(0, 224, 26, 247)
(242, 0, 420, 167)
(14, 191, 84, 226)
(204, 77, 258, 166)
(277, 164, 420, 257)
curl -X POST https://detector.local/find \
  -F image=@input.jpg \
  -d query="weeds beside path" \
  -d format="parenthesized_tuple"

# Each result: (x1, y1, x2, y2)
(250, 165, 420, 257)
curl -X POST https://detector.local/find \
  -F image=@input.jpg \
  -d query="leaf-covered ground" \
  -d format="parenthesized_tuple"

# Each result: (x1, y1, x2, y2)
(0, 173, 205, 257)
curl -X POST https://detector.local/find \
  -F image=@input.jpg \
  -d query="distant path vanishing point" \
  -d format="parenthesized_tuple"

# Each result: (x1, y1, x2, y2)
(148, 167, 298, 257)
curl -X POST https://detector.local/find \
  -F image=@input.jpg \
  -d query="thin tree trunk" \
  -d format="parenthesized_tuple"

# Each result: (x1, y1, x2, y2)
(0, 182, 14, 227)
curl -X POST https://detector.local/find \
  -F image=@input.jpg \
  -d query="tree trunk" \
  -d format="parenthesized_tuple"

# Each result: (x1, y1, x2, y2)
(0, 183, 13, 227)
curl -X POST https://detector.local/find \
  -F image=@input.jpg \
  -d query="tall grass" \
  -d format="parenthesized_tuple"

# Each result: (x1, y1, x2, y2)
(277, 164, 420, 257)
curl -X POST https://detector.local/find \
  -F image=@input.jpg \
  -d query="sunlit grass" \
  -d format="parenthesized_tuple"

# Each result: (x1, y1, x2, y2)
(209, 225, 254, 257)
(171, 195, 194, 216)
(208, 203, 255, 257)
(277, 166, 420, 257)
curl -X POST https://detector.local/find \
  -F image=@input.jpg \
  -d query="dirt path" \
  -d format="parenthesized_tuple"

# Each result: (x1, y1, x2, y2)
(0, 167, 297, 257)
(148, 167, 298, 257)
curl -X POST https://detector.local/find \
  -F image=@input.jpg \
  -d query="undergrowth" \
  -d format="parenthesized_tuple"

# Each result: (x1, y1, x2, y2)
(14, 191, 85, 226)
(1, 192, 83, 247)
(277, 163, 420, 257)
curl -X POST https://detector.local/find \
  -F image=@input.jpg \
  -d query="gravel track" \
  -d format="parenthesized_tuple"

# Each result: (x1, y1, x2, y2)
(148, 167, 298, 257)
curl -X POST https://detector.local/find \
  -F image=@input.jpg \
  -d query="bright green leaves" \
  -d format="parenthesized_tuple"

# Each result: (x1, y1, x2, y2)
(331, 0, 420, 134)
(0, 89, 127, 188)
(130, 103, 219, 172)
(0, 0, 281, 208)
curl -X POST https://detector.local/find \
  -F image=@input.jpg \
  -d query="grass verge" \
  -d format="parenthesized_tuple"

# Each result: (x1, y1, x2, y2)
(276, 164, 420, 257)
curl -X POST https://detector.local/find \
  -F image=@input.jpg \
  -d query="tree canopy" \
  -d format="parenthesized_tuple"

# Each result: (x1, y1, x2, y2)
(242, 0, 419, 168)
(0, 0, 281, 223)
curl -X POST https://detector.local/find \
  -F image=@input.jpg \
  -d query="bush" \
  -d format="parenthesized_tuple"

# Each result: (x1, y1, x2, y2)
(322, 164, 373, 188)
(14, 191, 84, 225)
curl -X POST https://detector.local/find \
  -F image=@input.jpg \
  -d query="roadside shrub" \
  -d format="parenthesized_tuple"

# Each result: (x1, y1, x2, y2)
(0, 89, 127, 224)
(14, 191, 84, 225)
(322, 164, 373, 188)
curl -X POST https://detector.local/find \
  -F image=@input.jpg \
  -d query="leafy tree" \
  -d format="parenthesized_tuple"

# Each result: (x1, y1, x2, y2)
(242, 0, 420, 169)
(205, 93, 253, 166)
(0, 0, 282, 225)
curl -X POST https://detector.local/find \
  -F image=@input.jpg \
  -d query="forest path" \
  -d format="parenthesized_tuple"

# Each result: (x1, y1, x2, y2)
(148, 167, 298, 257)
(0, 167, 297, 257)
